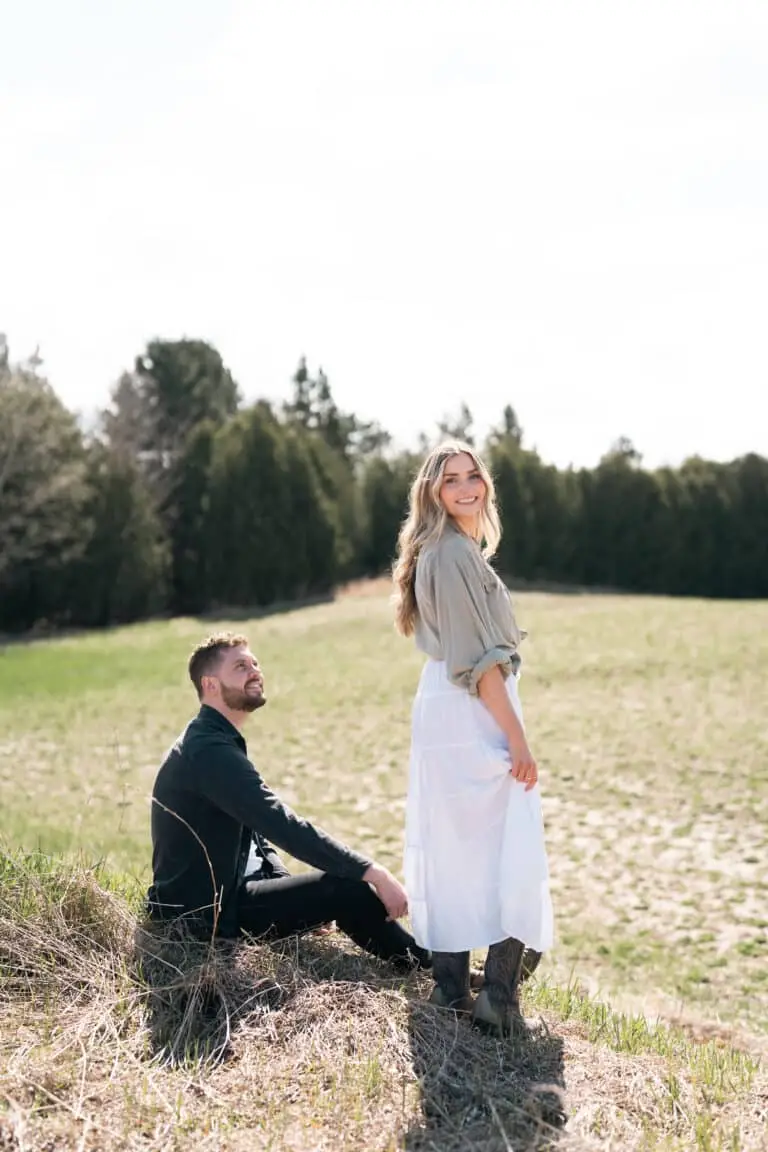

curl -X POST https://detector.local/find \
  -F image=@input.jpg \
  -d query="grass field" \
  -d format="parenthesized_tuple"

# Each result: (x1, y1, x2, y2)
(1, 586, 767, 1150)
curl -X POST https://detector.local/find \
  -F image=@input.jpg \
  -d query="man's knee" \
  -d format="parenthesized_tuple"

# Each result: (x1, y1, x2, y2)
(330, 875, 385, 918)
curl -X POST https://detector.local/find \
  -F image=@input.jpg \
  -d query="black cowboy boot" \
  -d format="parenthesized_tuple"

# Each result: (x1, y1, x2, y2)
(472, 937, 527, 1036)
(521, 947, 542, 983)
(429, 950, 473, 1014)
(468, 947, 540, 992)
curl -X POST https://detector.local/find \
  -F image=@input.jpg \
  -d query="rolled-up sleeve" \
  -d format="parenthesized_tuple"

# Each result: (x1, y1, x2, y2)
(431, 543, 516, 695)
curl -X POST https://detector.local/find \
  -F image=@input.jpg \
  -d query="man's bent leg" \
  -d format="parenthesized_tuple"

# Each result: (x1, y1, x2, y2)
(238, 872, 431, 969)
(330, 877, 432, 970)
(239, 871, 342, 938)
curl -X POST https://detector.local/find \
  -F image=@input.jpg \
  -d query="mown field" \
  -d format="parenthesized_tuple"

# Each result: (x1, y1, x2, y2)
(1, 586, 767, 1150)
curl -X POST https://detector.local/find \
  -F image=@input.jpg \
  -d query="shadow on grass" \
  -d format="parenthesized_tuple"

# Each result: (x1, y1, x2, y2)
(133, 917, 410, 1066)
(191, 591, 335, 626)
(134, 921, 567, 1149)
(133, 921, 285, 1066)
(0, 592, 336, 647)
(404, 998, 567, 1152)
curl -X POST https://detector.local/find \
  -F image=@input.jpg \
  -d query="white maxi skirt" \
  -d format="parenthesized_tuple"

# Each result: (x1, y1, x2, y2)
(404, 659, 554, 954)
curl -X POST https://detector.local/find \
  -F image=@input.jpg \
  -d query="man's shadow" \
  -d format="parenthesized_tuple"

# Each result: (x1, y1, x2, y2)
(403, 989, 567, 1151)
(133, 921, 288, 1066)
(133, 923, 567, 1149)
(132, 919, 414, 1067)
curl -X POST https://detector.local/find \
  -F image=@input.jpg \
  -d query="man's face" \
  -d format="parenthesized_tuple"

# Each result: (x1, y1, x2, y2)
(207, 645, 266, 712)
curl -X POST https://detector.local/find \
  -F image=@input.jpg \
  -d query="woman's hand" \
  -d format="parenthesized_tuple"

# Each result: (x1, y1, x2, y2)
(476, 666, 539, 791)
(363, 863, 409, 921)
(508, 736, 538, 791)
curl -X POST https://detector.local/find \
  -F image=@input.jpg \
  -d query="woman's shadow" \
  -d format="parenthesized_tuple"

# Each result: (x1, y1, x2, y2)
(133, 922, 567, 1148)
(404, 985, 567, 1151)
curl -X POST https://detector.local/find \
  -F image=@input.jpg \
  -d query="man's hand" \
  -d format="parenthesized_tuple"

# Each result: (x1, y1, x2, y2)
(509, 737, 538, 792)
(363, 863, 409, 921)
(311, 921, 336, 936)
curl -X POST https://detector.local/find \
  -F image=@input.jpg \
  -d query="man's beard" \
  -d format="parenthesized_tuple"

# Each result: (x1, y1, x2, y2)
(220, 682, 266, 713)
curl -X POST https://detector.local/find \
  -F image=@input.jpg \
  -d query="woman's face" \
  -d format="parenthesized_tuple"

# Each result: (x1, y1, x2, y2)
(438, 452, 486, 530)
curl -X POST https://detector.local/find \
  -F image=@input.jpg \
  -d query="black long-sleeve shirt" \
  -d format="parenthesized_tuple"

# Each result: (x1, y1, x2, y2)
(148, 705, 371, 936)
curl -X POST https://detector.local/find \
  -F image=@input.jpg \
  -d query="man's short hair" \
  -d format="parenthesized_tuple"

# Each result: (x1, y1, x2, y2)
(188, 632, 249, 699)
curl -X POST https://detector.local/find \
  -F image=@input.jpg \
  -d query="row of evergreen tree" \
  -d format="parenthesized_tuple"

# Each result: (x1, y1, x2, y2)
(1, 334, 766, 634)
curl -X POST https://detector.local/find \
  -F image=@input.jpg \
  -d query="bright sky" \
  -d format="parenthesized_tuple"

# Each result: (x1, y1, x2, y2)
(2, 0, 767, 468)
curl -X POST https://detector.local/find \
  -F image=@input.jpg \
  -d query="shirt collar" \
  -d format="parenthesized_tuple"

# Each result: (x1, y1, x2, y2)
(198, 704, 247, 750)
(443, 516, 482, 548)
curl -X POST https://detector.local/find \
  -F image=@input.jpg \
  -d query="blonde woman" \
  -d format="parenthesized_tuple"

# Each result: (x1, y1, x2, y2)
(393, 441, 553, 1034)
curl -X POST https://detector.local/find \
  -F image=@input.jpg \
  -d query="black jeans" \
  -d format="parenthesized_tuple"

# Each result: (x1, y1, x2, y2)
(237, 870, 432, 971)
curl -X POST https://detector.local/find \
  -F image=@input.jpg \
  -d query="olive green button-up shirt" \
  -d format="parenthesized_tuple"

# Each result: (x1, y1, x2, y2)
(414, 523, 525, 695)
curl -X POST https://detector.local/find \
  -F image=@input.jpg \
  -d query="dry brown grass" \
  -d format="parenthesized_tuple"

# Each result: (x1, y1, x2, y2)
(2, 588, 767, 1043)
(2, 588, 768, 1148)
(1, 853, 766, 1152)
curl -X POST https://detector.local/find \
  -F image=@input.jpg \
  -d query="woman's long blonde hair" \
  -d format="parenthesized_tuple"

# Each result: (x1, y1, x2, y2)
(392, 440, 501, 637)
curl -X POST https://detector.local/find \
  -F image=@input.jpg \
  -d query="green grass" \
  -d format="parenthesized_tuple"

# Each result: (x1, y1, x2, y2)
(1, 588, 767, 1149)
(1, 849, 765, 1152)
(2, 588, 766, 1038)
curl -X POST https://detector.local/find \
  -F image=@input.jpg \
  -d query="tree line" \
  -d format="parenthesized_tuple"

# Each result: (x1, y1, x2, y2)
(1, 333, 766, 634)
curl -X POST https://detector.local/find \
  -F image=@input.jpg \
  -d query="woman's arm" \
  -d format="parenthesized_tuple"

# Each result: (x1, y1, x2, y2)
(477, 664, 538, 791)
(428, 538, 537, 789)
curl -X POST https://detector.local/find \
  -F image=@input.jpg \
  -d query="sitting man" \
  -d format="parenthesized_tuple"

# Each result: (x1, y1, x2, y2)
(147, 632, 431, 972)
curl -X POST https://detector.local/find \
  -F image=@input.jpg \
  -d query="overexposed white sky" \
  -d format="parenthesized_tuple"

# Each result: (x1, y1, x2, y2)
(2, 0, 767, 468)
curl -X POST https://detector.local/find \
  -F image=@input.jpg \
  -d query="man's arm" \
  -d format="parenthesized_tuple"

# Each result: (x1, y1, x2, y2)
(193, 740, 409, 919)
(251, 830, 291, 879)
(359, 862, 408, 921)
(192, 738, 372, 880)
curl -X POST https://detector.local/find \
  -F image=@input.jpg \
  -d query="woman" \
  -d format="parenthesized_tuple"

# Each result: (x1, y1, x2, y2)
(393, 440, 553, 1034)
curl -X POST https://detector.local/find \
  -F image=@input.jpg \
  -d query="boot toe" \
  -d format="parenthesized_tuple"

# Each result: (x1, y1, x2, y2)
(471, 988, 526, 1037)
(429, 985, 473, 1015)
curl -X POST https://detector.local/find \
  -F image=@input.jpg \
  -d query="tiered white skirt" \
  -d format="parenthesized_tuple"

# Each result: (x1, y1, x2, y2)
(404, 660, 554, 954)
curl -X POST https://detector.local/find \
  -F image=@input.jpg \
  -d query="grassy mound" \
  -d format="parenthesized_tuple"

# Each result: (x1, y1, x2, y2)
(1, 851, 765, 1151)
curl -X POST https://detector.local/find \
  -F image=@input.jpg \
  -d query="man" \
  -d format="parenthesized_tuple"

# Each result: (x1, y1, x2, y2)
(147, 632, 431, 971)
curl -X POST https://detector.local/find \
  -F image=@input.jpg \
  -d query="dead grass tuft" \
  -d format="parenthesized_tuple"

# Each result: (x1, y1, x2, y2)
(1, 850, 766, 1151)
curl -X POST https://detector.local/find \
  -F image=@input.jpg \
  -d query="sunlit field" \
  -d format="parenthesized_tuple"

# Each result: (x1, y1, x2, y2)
(1, 586, 767, 1150)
